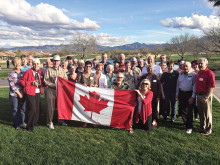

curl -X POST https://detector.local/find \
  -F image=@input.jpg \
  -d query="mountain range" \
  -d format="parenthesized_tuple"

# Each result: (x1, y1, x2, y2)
(6, 42, 168, 52)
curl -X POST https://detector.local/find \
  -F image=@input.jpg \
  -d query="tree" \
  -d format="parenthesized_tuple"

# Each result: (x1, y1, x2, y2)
(58, 44, 72, 57)
(169, 33, 197, 59)
(199, 27, 220, 53)
(188, 37, 201, 60)
(71, 32, 97, 59)
(16, 49, 22, 57)
(163, 45, 174, 60)
(208, 0, 220, 7)
(150, 45, 163, 60)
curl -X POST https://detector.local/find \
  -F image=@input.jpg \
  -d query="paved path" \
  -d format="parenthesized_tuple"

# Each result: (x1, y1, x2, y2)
(0, 80, 8, 88)
(213, 80, 220, 102)
(1, 79, 220, 102)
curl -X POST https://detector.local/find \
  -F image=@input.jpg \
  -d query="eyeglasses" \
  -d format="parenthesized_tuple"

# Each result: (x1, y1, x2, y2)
(117, 77, 123, 79)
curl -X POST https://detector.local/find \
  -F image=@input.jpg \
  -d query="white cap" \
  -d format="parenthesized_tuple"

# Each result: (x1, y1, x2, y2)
(33, 58, 40, 64)
(53, 55, 60, 61)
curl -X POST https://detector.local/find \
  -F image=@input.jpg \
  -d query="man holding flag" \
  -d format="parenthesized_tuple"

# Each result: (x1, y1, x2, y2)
(44, 55, 68, 130)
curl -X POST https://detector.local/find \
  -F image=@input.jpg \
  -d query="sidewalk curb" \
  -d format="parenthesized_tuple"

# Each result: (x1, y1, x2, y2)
(213, 93, 220, 103)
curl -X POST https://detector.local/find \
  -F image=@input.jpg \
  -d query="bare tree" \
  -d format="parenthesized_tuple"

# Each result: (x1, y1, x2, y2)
(163, 45, 174, 60)
(58, 44, 72, 57)
(150, 45, 163, 60)
(71, 32, 97, 59)
(169, 33, 197, 59)
(188, 37, 201, 60)
(200, 27, 220, 53)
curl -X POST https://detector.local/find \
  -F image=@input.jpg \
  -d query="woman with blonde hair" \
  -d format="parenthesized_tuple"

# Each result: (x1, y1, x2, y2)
(8, 57, 26, 129)
(95, 63, 107, 88)
(20, 56, 31, 72)
(134, 79, 153, 131)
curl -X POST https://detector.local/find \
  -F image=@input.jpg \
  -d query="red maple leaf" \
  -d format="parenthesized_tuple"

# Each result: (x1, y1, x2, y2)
(79, 91, 108, 119)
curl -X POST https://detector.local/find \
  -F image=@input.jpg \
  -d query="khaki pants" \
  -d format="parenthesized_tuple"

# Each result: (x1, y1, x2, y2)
(46, 87, 56, 125)
(197, 94, 212, 132)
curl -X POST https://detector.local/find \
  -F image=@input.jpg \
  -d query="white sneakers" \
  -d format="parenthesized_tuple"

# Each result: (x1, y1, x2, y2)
(48, 123, 54, 130)
(186, 129, 192, 134)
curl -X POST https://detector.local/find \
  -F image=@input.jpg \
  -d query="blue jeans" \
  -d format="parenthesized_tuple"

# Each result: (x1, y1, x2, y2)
(9, 95, 26, 128)
(164, 92, 177, 122)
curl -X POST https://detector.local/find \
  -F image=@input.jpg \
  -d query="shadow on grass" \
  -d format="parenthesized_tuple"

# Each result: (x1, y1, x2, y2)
(0, 96, 12, 126)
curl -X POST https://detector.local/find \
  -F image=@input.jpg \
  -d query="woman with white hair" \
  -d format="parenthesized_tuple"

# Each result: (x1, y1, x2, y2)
(76, 59, 84, 74)
(19, 58, 44, 132)
(67, 65, 78, 82)
(106, 64, 116, 88)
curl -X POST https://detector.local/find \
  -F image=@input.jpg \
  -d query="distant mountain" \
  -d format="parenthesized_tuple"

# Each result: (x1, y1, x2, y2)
(6, 42, 168, 52)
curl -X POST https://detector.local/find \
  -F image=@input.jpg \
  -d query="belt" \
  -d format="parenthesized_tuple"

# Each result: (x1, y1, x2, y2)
(197, 92, 207, 95)
(179, 89, 192, 93)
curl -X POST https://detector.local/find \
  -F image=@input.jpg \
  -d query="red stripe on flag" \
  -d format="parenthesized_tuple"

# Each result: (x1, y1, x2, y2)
(110, 89, 137, 130)
(57, 77, 75, 120)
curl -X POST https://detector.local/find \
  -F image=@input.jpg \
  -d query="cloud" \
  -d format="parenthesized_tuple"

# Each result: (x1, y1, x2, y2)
(0, 0, 100, 31)
(160, 13, 220, 30)
(95, 33, 129, 47)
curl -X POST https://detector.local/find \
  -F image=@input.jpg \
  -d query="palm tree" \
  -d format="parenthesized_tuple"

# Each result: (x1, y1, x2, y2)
(208, 0, 220, 7)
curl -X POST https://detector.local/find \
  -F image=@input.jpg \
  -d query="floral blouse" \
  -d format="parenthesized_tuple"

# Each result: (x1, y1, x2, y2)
(8, 70, 23, 97)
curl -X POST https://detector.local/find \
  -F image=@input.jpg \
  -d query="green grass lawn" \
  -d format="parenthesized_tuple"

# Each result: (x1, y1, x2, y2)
(0, 88, 220, 164)
(216, 76, 220, 80)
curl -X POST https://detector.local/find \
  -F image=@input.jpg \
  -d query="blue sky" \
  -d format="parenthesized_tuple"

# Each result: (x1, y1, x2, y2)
(0, 0, 219, 48)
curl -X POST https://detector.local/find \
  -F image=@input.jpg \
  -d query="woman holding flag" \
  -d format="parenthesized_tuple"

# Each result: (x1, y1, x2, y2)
(77, 60, 98, 128)
(134, 79, 153, 131)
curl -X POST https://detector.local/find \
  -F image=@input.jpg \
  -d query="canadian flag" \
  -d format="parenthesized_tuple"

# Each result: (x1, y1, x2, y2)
(57, 77, 137, 130)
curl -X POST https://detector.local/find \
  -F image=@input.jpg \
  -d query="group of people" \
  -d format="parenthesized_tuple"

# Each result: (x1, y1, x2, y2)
(8, 53, 215, 135)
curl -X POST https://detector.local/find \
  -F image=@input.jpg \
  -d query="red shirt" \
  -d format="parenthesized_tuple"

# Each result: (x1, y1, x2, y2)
(19, 68, 44, 95)
(196, 68, 215, 93)
(119, 62, 125, 70)
(135, 90, 153, 124)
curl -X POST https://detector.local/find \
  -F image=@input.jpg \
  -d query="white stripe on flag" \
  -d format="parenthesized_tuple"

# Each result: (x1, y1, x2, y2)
(72, 83, 115, 126)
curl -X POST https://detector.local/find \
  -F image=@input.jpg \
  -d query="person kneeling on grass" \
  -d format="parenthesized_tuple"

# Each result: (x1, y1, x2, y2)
(134, 79, 153, 131)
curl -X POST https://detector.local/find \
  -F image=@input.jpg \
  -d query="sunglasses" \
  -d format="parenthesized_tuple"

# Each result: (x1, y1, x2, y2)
(142, 83, 148, 85)
(117, 77, 123, 79)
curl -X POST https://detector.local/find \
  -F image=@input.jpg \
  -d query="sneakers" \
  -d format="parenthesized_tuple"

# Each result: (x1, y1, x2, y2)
(152, 120, 157, 127)
(186, 129, 192, 134)
(15, 126, 20, 130)
(201, 130, 212, 136)
(58, 122, 68, 126)
(48, 123, 54, 130)
(21, 123, 27, 128)
(128, 128, 134, 134)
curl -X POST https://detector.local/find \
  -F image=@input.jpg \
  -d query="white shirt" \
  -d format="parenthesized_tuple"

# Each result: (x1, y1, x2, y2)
(32, 70, 40, 93)
(141, 65, 162, 76)
(138, 95, 146, 114)
(176, 72, 196, 98)
(98, 73, 107, 88)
